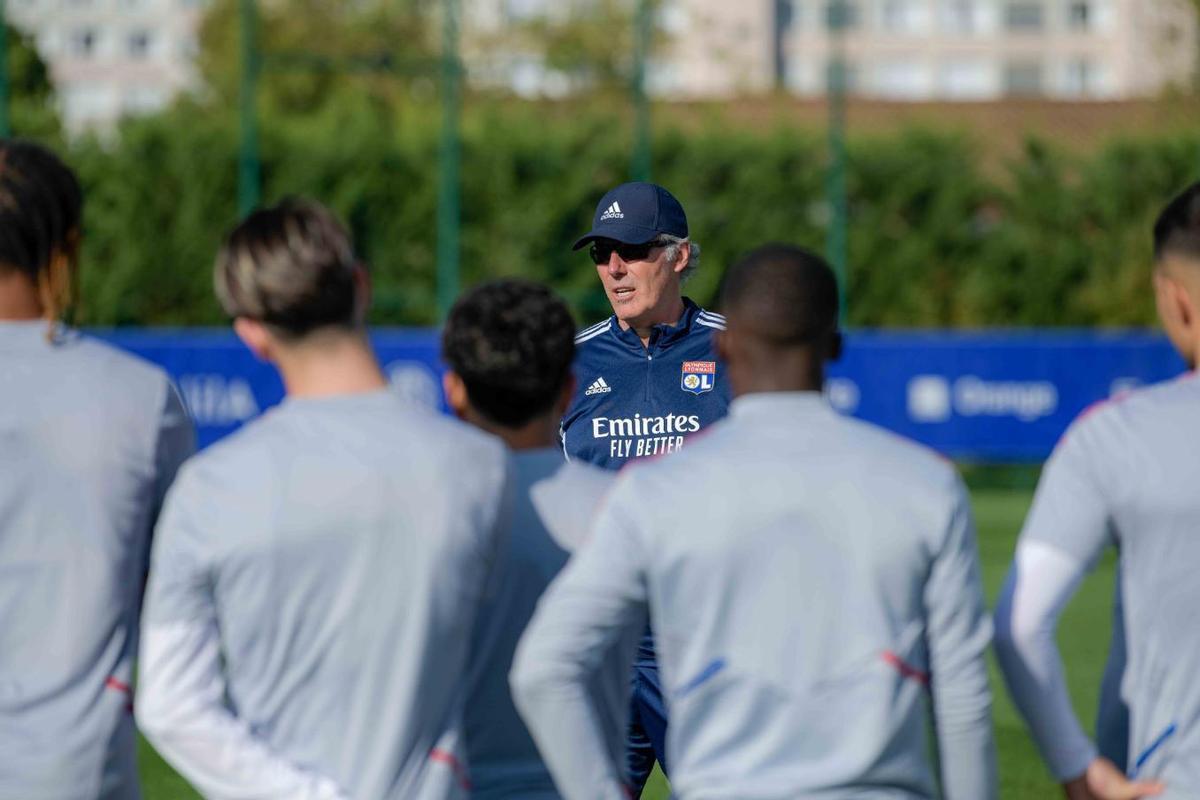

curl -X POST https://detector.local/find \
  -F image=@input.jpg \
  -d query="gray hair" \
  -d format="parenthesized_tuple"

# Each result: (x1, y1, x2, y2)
(656, 234, 701, 283)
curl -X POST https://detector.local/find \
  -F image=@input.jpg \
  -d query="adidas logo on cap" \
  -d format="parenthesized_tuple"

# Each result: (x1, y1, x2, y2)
(599, 201, 624, 221)
(585, 377, 613, 396)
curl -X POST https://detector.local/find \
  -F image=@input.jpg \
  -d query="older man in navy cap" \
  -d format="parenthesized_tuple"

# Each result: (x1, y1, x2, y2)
(557, 182, 731, 794)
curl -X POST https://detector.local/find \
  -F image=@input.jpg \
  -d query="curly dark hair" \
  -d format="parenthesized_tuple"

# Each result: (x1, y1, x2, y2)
(442, 280, 576, 428)
(215, 198, 360, 339)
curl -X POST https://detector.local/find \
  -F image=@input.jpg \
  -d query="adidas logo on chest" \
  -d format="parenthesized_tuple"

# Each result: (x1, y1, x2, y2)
(585, 377, 613, 396)
(600, 201, 624, 221)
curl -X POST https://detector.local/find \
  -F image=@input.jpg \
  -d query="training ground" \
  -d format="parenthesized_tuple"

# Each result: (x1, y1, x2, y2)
(137, 486, 1116, 799)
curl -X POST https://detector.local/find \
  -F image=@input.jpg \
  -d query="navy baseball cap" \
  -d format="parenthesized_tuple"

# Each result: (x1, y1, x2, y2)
(571, 182, 689, 250)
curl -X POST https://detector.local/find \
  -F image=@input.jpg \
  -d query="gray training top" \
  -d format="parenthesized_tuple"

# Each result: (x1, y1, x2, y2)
(464, 450, 634, 799)
(0, 321, 194, 800)
(137, 389, 509, 800)
(513, 392, 996, 800)
(1002, 373, 1200, 796)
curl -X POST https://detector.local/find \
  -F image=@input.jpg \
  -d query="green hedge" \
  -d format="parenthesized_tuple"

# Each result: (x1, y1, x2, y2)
(66, 98, 1196, 328)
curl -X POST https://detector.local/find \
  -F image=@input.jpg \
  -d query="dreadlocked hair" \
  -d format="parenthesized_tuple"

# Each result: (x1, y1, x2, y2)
(0, 140, 83, 337)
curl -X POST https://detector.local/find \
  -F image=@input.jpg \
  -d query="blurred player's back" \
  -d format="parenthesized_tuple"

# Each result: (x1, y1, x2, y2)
(142, 390, 507, 799)
(0, 326, 192, 800)
(623, 397, 988, 799)
(0, 140, 195, 800)
(464, 452, 627, 799)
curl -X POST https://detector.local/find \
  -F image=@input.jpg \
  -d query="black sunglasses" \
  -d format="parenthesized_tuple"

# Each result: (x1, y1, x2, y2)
(588, 239, 660, 265)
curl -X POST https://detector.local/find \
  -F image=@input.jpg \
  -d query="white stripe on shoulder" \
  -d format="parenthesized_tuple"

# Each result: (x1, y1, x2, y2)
(698, 310, 726, 323)
(695, 318, 726, 331)
(575, 320, 610, 339)
(575, 321, 613, 343)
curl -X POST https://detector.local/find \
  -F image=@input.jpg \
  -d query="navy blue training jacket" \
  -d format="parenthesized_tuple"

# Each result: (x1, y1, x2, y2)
(561, 298, 731, 471)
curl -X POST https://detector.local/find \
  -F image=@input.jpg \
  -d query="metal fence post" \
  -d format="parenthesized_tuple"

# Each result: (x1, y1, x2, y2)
(631, 0, 652, 182)
(826, 0, 849, 324)
(0, 0, 10, 138)
(436, 0, 462, 320)
(238, 0, 260, 217)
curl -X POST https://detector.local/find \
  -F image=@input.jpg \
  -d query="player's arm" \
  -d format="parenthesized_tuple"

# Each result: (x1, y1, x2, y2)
(510, 482, 648, 800)
(992, 420, 1162, 800)
(151, 379, 197, 518)
(923, 477, 998, 800)
(136, 467, 349, 800)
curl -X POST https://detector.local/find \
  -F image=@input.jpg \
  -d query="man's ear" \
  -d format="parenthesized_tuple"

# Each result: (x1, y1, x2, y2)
(233, 317, 274, 363)
(671, 241, 691, 275)
(442, 371, 470, 421)
(1156, 271, 1193, 331)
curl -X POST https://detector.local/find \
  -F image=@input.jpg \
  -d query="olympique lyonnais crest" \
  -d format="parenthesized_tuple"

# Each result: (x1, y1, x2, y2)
(681, 361, 716, 395)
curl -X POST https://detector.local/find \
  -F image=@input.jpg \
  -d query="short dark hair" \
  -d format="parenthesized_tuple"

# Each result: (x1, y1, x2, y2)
(1154, 182, 1200, 262)
(0, 140, 84, 321)
(442, 280, 576, 428)
(720, 244, 839, 344)
(215, 198, 360, 339)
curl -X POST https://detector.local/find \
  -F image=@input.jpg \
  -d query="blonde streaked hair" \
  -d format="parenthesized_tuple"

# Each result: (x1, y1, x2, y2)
(215, 198, 362, 340)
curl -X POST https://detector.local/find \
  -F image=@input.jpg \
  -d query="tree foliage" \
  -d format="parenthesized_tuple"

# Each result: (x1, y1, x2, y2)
(7, 23, 62, 141)
(61, 94, 1185, 330)
(197, 0, 436, 116)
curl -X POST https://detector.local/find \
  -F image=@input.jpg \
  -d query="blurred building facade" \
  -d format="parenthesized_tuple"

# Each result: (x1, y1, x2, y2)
(773, 0, 1198, 100)
(7, 0, 206, 133)
(11, 0, 1199, 133)
(470, 0, 1198, 101)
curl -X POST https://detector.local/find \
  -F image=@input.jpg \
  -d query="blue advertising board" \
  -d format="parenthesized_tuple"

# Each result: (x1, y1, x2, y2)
(95, 329, 1188, 461)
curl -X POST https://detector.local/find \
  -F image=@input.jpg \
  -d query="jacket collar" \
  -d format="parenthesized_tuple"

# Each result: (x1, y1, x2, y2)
(610, 297, 704, 354)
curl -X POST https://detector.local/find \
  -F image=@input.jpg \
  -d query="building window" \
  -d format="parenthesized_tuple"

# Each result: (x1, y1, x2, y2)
(940, 0, 977, 33)
(1004, 61, 1044, 95)
(1005, 2, 1044, 31)
(939, 59, 994, 98)
(128, 31, 152, 59)
(1066, 1, 1090, 31)
(874, 60, 930, 99)
(825, 1, 860, 30)
(502, 0, 546, 22)
(68, 29, 98, 58)
(1063, 57, 1094, 95)
(778, 0, 798, 32)
(881, 0, 915, 32)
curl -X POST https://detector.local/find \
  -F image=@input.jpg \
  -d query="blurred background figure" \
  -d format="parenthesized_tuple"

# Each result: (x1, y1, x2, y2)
(0, 139, 194, 800)
(442, 278, 637, 799)
(135, 199, 509, 800)
(513, 244, 996, 800)
(993, 182, 1200, 800)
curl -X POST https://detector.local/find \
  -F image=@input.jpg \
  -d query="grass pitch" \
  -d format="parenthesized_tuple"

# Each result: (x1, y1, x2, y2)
(138, 487, 1117, 799)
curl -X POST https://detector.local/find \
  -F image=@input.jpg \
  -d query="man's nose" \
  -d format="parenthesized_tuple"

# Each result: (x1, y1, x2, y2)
(606, 252, 626, 274)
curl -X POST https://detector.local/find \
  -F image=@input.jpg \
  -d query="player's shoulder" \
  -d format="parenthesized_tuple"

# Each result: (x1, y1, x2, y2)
(574, 317, 615, 347)
(64, 330, 174, 399)
(1066, 372, 1199, 444)
(529, 458, 617, 551)
(554, 458, 617, 499)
